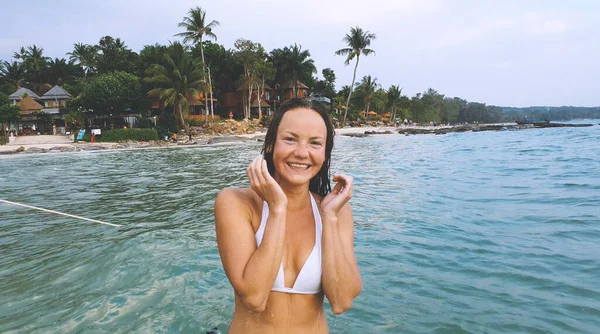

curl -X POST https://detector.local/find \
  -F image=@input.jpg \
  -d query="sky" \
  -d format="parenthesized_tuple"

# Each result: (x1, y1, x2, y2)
(2, 0, 598, 107)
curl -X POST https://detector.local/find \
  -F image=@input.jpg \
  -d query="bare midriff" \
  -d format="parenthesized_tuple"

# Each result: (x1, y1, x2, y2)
(227, 291, 328, 334)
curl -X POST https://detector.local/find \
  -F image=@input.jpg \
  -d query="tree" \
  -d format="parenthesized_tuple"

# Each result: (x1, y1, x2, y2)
(356, 75, 379, 119)
(67, 43, 98, 79)
(0, 93, 20, 136)
(335, 26, 376, 126)
(387, 85, 403, 122)
(441, 97, 461, 124)
(45, 58, 80, 86)
(145, 42, 205, 131)
(95, 36, 139, 74)
(313, 68, 337, 102)
(77, 71, 142, 122)
(14, 45, 49, 93)
(176, 6, 220, 118)
(269, 44, 316, 96)
(0, 61, 26, 90)
(196, 41, 243, 97)
(235, 39, 264, 119)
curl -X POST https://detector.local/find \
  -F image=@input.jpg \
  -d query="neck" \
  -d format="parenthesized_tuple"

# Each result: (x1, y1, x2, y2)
(277, 180, 311, 211)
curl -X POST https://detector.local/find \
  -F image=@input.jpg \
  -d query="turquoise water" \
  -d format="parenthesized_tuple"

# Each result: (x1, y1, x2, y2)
(1, 122, 599, 333)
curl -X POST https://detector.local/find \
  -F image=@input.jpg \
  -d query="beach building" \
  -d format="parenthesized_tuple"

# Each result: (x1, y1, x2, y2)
(9, 88, 40, 104)
(220, 79, 316, 118)
(8, 85, 73, 135)
(151, 91, 220, 121)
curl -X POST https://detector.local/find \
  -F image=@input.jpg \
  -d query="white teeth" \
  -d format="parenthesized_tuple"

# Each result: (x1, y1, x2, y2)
(288, 163, 309, 169)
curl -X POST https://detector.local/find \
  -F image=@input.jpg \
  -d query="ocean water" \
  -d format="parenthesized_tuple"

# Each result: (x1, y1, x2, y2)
(1, 121, 599, 333)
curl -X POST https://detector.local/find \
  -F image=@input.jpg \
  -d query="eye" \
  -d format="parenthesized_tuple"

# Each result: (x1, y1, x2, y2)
(311, 141, 323, 147)
(284, 137, 295, 142)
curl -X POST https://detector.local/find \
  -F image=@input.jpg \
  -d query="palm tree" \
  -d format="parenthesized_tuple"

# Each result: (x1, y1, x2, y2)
(335, 27, 376, 126)
(67, 43, 98, 79)
(357, 75, 379, 120)
(144, 42, 206, 132)
(270, 44, 316, 96)
(14, 45, 50, 93)
(0, 61, 26, 89)
(176, 6, 220, 119)
(46, 58, 79, 86)
(387, 85, 403, 122)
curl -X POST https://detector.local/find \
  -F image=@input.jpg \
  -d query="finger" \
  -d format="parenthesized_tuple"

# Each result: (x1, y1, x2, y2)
(248, 156, 261, 189)
(343, 177, 353, 198)
(332, 180, 344, 194)
(254, 157, 267, 186)
(260, 159, 273, 183)
(336, 175, 353, 196)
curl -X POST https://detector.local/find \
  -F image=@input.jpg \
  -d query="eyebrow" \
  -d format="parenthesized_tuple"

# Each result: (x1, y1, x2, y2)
(282, 131, 325, 140)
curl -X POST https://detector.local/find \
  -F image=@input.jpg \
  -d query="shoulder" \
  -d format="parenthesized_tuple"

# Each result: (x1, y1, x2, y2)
(215, 188, 262, 220)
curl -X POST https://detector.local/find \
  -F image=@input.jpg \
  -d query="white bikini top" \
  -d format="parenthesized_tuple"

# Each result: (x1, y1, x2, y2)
(255, 194, 322, 294)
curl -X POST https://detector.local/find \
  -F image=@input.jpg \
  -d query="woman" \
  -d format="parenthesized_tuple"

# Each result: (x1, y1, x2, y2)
(214, 98, 362, 333)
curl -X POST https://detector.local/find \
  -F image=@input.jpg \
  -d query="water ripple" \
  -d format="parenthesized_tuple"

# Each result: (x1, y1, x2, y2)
(1, 123, 599, 333)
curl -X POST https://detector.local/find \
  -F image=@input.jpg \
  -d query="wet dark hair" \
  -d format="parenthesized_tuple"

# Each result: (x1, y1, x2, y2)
(261, 98, 335, 197)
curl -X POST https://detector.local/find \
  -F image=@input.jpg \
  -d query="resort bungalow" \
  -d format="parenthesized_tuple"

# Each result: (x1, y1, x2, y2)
(281, 80, 309, 100)
(221, 80, 313, 118)
(9, 88, 40, 104)
(16, 97, 44, 135)
(220, 81, 281, 118)
(40, 85, 71, 109)
(8, 85, 73, 135)
(151, 92, 219, 121)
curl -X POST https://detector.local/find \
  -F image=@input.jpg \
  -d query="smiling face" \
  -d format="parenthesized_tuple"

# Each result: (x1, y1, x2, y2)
(271, 108, 328, 188)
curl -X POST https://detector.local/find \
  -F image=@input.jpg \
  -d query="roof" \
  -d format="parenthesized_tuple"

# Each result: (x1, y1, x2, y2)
(251, 98, 270, 108)
(9, 87, 40, 100)
(281, 80, 308, 89)
(40, 85, 72, 100)
(17, 96, 44, 114)
(236, 81, 273, 91)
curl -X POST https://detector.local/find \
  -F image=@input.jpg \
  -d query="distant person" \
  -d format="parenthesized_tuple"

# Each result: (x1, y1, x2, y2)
(170, 132, 177, 143)
(214, 98, 362, 333)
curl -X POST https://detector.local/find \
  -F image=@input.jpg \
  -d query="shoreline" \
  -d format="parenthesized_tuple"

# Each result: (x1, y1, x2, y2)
(1, 122, 595, 156)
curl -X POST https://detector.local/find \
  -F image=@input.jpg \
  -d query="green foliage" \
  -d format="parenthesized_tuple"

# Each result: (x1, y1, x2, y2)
(0, 94, 21, 135)
(260, 115, 272, 127)
(78, 71, 142, 115)
(502, 106, 600, 122)
(0, 136, 8, 145)
(82, 128, 158, 142)
(134, 117, 155, 129)
(95, 36, 140, 74)
(145, 42, 205, 131)
(186, 117, 206, 127)
(313, 68, 336, 100)
(269, 44, 316, 92)
(155, 111, 177, 138)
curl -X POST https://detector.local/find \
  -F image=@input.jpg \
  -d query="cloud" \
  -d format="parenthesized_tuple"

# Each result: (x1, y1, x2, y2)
(301, 0, 444, 25)
(422, 11, 571, 50)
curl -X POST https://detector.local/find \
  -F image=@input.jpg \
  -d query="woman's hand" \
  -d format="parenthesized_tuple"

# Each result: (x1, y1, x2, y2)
(247, 155, 287, 212)
(320, 173, 353, 219)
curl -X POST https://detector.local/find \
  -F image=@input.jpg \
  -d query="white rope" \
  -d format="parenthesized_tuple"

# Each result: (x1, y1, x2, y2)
(0, 199, 122, 227)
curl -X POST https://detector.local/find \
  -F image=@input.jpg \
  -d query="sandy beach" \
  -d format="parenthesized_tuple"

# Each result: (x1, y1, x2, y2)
(0, 126, 411, 155)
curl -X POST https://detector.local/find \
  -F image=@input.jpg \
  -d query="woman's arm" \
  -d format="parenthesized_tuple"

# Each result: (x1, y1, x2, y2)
(319, 174, 362, 314)
(214, 156, 288, 312)
(321, 203, 362, 314)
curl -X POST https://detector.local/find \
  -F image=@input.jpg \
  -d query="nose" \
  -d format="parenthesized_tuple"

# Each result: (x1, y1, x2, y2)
(293, 142, 309, 158)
